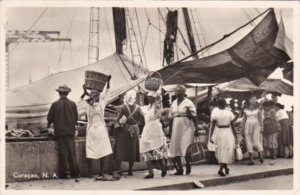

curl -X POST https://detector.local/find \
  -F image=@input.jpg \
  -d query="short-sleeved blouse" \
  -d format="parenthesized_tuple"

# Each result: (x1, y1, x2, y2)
(169, 98, 196, 118)
(211, 108, 234, 126)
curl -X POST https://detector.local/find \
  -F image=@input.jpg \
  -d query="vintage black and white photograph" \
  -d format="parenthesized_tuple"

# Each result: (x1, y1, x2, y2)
(1, 1, 298, 192)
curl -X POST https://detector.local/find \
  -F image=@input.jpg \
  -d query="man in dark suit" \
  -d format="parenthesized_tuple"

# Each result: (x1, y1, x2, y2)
(47, 84, 80, 181)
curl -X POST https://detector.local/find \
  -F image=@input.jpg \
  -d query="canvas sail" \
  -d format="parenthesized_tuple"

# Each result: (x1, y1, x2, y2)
(158, 9, 290, 86)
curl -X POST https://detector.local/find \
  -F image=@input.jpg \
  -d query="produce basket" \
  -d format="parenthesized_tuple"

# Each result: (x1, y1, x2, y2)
(144, 71, 163, 91)
(85, 70, 110, 91)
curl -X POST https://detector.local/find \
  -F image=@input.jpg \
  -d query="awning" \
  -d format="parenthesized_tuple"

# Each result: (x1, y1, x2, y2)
(158, 9, 290, 86)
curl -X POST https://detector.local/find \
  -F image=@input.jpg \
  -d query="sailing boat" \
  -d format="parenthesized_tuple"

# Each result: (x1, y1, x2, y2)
(6, 7, 292, 126)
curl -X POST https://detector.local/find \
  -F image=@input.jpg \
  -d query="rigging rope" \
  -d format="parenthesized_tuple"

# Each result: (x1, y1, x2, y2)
(189, 8, 202, 51)
(163, 8, 272, 84)
(135, 8, 148, 67)
(104, 9, 114, 52)
(195, 9, 210, 55)
(69, 42, 74, 69)
(176, 9, 192, 54)
(56, 8, 77, 72)
(243, 9, 256, 26)
(9, 8, 48, 54)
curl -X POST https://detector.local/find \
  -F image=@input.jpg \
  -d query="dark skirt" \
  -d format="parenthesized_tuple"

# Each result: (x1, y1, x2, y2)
(278, 119, 293, 146)
(263, 118, 279, 134)
(113, 124, 140, 162)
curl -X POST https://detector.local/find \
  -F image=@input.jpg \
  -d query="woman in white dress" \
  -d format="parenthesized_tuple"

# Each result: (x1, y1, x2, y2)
(140, 91, 168, 179)
(241, 95, 264, 165)
(169, 85, 199, 175)
(210, 98, 238, 177)
(79, 77, 113, 180)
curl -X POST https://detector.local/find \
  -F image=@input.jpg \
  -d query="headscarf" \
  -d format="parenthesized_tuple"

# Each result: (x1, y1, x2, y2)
(175, 85, 186, 94)
(124, 89, 136, 105)
(147, 90, 157, 97)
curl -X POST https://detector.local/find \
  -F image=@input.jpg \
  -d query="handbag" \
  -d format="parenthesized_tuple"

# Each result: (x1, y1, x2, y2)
(186, 136, 208, 163)
(207, 123, 216, 152)
(235, 144, 243, 161)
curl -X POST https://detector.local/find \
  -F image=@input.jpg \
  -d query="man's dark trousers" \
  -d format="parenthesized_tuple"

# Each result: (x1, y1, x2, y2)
(56, 135, 79, 178)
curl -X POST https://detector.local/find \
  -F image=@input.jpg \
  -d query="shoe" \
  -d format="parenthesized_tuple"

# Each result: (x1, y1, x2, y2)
(186, 164, 191, 175)
(225, 167, 230, 175)
(174, 169, 184, 175)
(112, 172, 122, 180)
(218, 170, 226, 177)
(65, 174, 72, 179)
(144, 174, 154, 179)
(75, 178, 79, 182)
(259, 158, 264, 163)
(128, 171, 133, 176)
(247, 161, 254, 165)
(95, 175, 108, 181)
(161, 167, 167, 177)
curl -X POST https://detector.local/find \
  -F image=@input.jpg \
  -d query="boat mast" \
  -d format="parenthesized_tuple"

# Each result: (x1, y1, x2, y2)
(88, 7, 100, 65)
(182, 8, 198, 59)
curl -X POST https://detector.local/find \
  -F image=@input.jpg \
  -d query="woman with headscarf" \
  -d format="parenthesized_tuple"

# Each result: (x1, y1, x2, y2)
(275, 103, 293, 158)
(140, 90, 168, 179)
(169, 85, 199, 175)
(241, 95, 264, 165)
(79, 76, 113, 181)
(113, 90, 144, 177)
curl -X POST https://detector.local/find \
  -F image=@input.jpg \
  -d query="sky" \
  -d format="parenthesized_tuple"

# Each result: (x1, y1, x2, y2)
(5, 7, 293, 89)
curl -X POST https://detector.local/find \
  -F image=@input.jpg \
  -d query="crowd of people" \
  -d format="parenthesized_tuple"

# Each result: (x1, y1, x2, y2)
(47, 78, 293, 182)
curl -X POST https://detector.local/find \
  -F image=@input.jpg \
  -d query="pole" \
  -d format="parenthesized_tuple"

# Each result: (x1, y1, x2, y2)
(6, 42, 9, 89)
(182, 8, 198, 58)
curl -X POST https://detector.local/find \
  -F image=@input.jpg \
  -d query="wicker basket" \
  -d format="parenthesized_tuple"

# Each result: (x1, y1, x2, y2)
(144, 72, 162, 91)
(85, 70, 109, 92)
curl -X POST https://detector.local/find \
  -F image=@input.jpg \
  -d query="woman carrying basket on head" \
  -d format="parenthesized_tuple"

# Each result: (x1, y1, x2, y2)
(140, 90, 168, 179)
(79, 74, 115, 181)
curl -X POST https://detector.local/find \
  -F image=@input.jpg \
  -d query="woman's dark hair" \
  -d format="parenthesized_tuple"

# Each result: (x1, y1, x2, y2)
(262, 100, 274, 108)
(248, 93, 257, 100)
(275, 103, 284, 109)
(217, 98, 227, 109)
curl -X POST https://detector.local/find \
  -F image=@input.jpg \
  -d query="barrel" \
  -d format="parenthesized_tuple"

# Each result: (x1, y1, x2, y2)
(144, 72, 162, 91)
(85, 70, 109, 92)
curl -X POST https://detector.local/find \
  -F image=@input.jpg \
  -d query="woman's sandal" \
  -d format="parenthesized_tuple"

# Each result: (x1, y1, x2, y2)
(186, 164, 191, 175)
(95, 175, 108, 181)
(218, 170, 226, 177)
(144, 174, 154, 179)
(161, 167, 167, 177)
(259, 158, 264, 163)
(174, 169, 184, 175)
(225, 167, 230, 175)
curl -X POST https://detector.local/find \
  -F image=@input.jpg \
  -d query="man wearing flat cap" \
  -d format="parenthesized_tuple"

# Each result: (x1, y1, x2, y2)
(47, 84, 80, 180)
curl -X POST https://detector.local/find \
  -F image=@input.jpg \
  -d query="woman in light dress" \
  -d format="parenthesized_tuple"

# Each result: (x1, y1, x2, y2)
(169, 85, 199, 175)
(241, 95, 264, 165)
(79, 77, 113, 180)
(210, 98, 237, 177)
(140, 90, 168, 179)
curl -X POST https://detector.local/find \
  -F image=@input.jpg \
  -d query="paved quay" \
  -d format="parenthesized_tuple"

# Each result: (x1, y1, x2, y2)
(6, 158, 293, 190)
